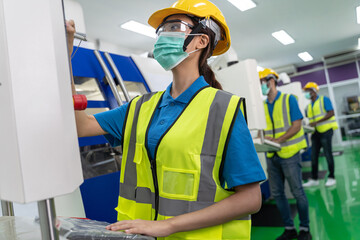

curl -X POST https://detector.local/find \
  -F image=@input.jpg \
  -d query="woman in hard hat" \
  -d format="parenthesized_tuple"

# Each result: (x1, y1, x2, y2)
(66, 0, 265, 239)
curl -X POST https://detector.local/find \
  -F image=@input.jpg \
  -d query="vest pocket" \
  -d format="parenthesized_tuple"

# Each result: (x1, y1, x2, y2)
(160, 166, 199, 201)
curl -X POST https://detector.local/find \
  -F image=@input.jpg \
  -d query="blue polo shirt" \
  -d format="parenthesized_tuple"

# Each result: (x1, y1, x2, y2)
(95, 76, 266, 189)
(266, 91, 303, 122)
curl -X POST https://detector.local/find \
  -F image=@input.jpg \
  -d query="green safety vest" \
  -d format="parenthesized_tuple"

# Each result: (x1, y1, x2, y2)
(116, 86, 251, 240)
(264, 93, 307, 159)
(306, 96, 338, 133)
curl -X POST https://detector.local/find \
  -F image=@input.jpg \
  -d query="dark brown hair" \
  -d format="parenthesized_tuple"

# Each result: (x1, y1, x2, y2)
(198, 27, 223, 90)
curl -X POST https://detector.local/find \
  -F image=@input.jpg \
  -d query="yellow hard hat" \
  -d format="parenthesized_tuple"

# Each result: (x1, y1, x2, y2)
(259, 68, 279, 80)
(303, 82, 319, 92)
(148, 0, 231, 56)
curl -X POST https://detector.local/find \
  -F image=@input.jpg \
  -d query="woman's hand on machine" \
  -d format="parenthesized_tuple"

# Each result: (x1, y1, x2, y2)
(65, 20, 76, 56)
(106, 219, 174, 237)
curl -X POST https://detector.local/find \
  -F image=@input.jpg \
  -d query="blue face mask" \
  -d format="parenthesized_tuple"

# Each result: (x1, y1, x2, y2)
(261, 83, 270, 95)
(153, 32, 199, 71)
(304, 92, 311, 99)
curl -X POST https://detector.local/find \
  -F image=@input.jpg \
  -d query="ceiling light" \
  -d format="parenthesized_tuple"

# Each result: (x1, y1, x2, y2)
(357, 6, 360, 24)
(272, 30, 295, 45)
(121, 20, 156, 39)
(227, 0, 256, 12)
(257, 66, 264, 72)
(298, 52, 313, 62)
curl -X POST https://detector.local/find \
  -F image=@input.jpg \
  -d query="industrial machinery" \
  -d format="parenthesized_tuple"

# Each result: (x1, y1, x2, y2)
(0, 0, 83, 239)
(215, 59, 281, 153)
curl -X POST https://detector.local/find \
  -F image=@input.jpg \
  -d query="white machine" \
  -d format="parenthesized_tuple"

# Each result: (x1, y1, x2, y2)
(0, 0, 83, 238)
(131, 54, 172, 92)
(215, 59, 281, 152)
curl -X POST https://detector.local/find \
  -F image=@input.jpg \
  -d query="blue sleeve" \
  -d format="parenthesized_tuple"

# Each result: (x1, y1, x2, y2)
(323, 96, 334, 111)
(94, 103, 129, 147)
(221, 110, 266, 189)
(289, 95, 303, 122)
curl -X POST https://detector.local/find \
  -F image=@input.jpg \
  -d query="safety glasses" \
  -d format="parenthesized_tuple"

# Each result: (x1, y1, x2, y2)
(156, 20, 194, 36)
(264, 75, 277, 81)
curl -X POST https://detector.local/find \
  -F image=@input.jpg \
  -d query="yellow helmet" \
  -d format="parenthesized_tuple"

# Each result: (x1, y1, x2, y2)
(259, 68, 279, 80)
(148, 0, 231, 56)
(303, 82, 319, 92)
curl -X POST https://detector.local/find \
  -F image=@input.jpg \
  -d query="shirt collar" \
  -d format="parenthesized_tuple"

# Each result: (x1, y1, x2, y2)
(266, 91, 281, 104)
(159, 76, 209, 108)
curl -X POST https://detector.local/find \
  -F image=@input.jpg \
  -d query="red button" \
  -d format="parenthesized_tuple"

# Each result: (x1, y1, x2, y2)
(73, 95, 87, 110)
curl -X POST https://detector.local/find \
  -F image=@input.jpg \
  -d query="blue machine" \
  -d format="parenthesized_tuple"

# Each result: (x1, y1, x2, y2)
(72, 47, 150, 223)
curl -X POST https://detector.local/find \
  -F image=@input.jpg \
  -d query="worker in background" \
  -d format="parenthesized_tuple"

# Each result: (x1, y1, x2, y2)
(66, 0, 266, 239)
(302, 82, 338, 188)
(259, 69, 311, 240)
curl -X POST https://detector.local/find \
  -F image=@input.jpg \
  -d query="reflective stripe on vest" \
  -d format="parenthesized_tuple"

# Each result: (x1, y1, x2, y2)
(264, 93, 307, 158)
(118, 88, 251, 239)
(264, 93, 291, 136)
(120, 93, 155, 204)
(307, 96, 338, 133)
(119, 183, 250, 220)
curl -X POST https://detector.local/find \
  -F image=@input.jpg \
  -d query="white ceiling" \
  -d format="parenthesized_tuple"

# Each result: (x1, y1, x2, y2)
(74, 0, 360, 69)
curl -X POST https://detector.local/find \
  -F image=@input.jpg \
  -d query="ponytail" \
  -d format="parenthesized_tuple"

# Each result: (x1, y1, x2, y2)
(198, 27, 223, 90)
(199, 60, 222, 90)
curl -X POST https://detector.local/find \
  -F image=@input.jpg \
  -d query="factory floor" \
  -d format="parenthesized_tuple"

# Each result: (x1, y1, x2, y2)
(251, 144, 360, 240)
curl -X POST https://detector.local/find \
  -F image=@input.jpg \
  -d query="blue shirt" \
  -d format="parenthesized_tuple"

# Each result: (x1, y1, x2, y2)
(266, 91, 303, 122)
(311, 95, 333, 111)
(95, 76, 266, 189)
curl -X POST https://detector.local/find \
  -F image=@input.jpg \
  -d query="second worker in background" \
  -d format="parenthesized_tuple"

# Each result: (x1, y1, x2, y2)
(302, 82, 338, 188)
(259, 69, 311, 240)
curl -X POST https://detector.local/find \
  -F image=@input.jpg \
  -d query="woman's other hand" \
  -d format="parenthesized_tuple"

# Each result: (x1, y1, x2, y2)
(106, 219, 174, 237)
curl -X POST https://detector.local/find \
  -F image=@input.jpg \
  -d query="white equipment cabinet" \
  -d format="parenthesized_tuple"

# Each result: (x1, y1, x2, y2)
(131, 54, 172, 92)
(215, 59, 280, 153)
(215, 59, 266, 130)
(0, 0, 83, 239)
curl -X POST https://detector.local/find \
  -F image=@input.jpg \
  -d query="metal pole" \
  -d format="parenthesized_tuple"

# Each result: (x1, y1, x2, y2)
(260, 129, 265, 143)
(104, 52, 131, 102)
(322, 57, 343, 146)
(94, 50, 123, 106)
(37, 198, 59, 240)
(1, 200, 14, 216)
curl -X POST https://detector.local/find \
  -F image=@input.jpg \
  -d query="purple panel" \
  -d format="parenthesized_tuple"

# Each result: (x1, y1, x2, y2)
(297, 62, 324, 72)
(328, 62, 358, 83)
(291, 69, 327, 87)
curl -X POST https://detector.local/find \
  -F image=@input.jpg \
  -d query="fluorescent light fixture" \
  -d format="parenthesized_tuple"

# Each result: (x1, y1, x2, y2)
(121, 20, 156, 38)
(357, 6, 360, 24)
(227, 0, 256, 11)
(272, 30, 295, 45)
(257, 66, 264, 72)
(298, 52, 313, 62)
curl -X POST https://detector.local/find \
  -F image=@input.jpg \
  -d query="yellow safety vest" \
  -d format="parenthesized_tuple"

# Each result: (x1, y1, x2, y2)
(306, 96, 338, 133)
(116, 87, 251, 240)
(264, 93, 307, 159)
